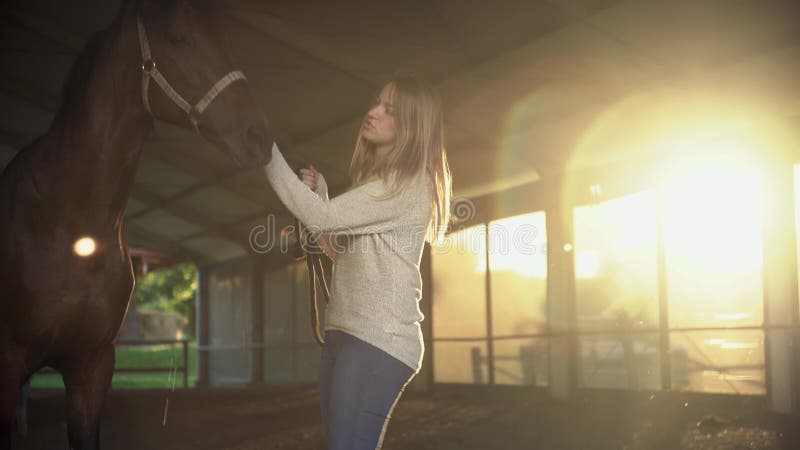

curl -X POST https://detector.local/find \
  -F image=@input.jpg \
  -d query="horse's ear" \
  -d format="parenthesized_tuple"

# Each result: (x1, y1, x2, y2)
(138, 0, 183, 12)
(187, 0, 223, 14)
(114, 0, 141, 25)
(136, 0, 185, 28)
(168, 0, 219, 16)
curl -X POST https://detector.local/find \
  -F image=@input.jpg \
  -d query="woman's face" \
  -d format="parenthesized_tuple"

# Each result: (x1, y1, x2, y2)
(361, 83, 397, 149)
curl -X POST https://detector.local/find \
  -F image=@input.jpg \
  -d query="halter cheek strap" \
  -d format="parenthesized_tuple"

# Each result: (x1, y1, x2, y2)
(136, 17, 247, 134)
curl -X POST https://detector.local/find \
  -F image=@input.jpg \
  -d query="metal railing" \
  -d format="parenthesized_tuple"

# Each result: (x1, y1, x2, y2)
(17, 339, 191, 437)
(33, 339, 191, 388)
(457, 327, 777, 393)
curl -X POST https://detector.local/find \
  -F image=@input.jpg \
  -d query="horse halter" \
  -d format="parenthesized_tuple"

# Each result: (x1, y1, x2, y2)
(136, 17, 247, 134)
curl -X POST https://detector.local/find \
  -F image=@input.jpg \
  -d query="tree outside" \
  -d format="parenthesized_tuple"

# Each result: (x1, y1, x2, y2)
(135, 262, 198, 339)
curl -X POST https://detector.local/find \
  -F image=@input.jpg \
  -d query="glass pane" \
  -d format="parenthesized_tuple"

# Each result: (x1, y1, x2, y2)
(489, 212, 548, 337)
(574, 191, 659, 332)
(433, 340, 489, 384)
(670, 330, 765, 395)
(293, 262, 324, 383)
(493, 338, 548, 386)
(264, 265, 294, 345)
(263, 265, 295, 383)
(209, 266, 249, 384)
(295, 345, 322, 383)
(263, 347, 293, 384)
(579, 333, 661, 390)
(432, 225, 487, 338)
(663, 166, 763, 328)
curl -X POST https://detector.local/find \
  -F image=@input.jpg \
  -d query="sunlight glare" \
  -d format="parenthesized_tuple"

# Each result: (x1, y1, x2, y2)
(73, 236, 96, 257)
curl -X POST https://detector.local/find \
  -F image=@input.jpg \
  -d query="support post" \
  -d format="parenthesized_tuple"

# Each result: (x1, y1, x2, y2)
(250, 256, 265, 386)
(762, 161, 799, 413)
(545, 176, 577, 401)
(195, 265, 211, 387)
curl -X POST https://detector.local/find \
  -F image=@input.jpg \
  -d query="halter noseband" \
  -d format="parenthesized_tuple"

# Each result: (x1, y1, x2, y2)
(136, 17, 247, 134)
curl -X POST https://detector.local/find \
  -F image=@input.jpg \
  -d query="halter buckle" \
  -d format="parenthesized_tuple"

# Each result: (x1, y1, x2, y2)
(142, 59, 156, 74)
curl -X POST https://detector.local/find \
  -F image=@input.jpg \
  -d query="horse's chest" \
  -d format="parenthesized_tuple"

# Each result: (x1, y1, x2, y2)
(12, 238, 134, 304)
(2, 241, 134, 346)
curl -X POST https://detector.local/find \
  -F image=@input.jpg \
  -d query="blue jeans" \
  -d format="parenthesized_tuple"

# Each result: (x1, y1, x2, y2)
(319, 329, 415, 450)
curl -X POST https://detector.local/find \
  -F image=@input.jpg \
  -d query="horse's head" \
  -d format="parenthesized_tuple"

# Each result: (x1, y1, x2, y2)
(136, 0, 273, 168)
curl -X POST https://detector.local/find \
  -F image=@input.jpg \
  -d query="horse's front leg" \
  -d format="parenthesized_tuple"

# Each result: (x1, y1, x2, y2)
(62, 343, 115, 450)
(0, 344, 26, 450)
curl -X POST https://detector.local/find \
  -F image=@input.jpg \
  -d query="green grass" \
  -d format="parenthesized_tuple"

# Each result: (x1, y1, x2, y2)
(29, 341, 198, 390)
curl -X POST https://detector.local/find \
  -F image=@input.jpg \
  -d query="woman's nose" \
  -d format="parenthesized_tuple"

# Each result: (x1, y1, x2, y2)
(368, 104, 382, 117)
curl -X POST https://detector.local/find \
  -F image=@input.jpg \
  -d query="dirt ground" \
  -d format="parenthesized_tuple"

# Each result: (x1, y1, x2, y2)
(12, 385, 800, 450)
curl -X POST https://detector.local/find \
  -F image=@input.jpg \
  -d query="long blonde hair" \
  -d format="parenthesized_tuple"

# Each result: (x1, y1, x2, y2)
(348, 76, 452, 246)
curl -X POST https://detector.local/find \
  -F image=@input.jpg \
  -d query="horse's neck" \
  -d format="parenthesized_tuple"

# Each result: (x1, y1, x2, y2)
(41, 20, 151, 225)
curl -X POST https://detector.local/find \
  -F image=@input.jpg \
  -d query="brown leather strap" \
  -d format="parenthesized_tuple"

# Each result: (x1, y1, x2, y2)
(293, 217, 331, 347)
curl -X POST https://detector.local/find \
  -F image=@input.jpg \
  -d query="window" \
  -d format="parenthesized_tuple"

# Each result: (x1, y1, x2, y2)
(574, 191, 660, 389)
(432, 225, 489, 383)
(489, 212, 548, 386)
(663, 166, 764, 394)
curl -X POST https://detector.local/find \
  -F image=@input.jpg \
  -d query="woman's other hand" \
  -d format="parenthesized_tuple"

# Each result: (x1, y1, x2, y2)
(298, 164, 321, 191)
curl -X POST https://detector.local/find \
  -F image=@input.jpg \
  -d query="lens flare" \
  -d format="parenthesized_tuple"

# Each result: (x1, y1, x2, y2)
(73, 237, 96, 257)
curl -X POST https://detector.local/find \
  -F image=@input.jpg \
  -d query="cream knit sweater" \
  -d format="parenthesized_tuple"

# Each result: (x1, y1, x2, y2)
(264, 143, 433, 373)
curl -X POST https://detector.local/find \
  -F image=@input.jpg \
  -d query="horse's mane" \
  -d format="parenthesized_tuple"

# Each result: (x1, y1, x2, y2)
(0, 30, 111, 174)
(55, 30, 108, 120)
(55, 0, 224, 122)
(149, 0, 221, 15)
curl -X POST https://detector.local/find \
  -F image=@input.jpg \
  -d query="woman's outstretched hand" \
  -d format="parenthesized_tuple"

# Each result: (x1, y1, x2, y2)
(297, 164, 336, 260)
(298, 164, 321, 191)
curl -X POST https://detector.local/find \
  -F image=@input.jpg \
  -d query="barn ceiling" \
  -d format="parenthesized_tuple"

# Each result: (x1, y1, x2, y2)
(2, 0, 799, 265)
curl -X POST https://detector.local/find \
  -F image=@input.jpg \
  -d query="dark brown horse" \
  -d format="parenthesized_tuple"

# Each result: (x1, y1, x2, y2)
(0, 1, 274, 448)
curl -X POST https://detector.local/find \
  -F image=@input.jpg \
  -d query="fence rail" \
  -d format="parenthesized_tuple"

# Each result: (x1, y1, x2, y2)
(33, 339, 190, 388)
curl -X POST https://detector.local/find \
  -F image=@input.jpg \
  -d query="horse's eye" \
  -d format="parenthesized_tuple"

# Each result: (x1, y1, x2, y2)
(167, 34, 190, 45)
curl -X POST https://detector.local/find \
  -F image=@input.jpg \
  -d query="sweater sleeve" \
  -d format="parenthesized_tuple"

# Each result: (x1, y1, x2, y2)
(263, 143, 409, 235)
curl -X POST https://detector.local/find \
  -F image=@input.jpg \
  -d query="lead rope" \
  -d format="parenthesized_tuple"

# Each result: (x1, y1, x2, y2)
(293, 217, 331, 347)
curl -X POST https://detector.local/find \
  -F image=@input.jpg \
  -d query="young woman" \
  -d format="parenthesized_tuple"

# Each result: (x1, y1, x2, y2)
(263, 76, 452, 449)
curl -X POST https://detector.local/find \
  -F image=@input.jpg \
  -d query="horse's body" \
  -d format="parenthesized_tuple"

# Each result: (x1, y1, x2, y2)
(0, 1, 273, 448)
